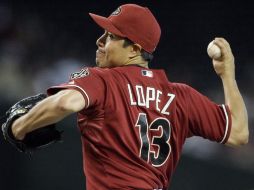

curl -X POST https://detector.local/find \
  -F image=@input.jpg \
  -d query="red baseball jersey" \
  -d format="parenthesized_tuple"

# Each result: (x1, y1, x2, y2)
(47, 65, 231, 190)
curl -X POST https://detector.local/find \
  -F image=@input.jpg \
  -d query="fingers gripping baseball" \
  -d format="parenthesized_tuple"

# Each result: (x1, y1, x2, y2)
(208, 38, 235, 79)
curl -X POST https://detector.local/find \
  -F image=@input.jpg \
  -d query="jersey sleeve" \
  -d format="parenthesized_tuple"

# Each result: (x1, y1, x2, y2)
(185, 85, 232, 144)
(47, 67, 106, 109)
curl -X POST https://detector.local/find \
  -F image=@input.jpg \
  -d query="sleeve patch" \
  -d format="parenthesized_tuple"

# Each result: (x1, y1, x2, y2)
(70, 68, 89, 79)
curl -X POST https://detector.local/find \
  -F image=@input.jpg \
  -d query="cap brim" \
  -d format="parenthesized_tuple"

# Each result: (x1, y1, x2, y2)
(89, 13, 125, 37)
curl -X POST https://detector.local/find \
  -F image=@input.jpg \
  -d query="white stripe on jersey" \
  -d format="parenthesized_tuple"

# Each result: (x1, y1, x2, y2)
(220, 104, 229, 143)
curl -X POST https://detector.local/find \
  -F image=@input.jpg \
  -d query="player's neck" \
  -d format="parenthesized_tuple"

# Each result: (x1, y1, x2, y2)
(123, 56, 149, 68)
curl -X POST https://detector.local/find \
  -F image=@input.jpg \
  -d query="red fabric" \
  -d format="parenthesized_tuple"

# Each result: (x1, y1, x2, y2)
(183, 85, 232, 143)
(47, 66, 231, 190)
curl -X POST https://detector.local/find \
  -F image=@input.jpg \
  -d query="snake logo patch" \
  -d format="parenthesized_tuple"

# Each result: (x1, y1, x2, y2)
(70, 68, 89, 79)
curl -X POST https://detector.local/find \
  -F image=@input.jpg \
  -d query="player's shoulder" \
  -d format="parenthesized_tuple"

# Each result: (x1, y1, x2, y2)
(90, 66, 132, 79)
(171, 82, 190, 90)
(170, 82, 194, 95)
(91, 67, 118, 77)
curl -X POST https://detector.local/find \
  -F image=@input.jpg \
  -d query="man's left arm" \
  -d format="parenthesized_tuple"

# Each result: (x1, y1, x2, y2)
(212, 38, 249, 147)
(12, 89, 85, 140)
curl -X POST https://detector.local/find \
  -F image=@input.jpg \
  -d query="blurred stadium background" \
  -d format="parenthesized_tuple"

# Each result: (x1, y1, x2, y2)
(0, 0, 253, 189)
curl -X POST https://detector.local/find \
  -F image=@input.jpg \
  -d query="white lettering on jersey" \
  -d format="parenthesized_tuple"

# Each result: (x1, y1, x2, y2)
(156, 90, 162, 112)
(136, 85, 146, 106)
(127, 84, 137, 105)
(161, 93, 175, 115)
(146, 87, 155, 108)
(127, 84, 175, 115)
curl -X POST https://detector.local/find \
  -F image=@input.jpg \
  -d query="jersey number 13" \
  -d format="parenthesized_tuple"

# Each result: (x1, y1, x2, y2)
(135, 113, 171, 167)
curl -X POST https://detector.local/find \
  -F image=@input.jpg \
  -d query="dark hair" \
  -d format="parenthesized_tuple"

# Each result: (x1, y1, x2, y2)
(123, 38, 154, 62)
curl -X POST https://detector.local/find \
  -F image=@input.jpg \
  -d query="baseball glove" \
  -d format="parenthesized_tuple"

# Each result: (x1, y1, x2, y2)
(1, 94, 62, 153)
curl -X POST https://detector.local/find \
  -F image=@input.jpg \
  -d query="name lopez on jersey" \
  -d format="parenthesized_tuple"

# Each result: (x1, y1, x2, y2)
(127, 84, 175, 115)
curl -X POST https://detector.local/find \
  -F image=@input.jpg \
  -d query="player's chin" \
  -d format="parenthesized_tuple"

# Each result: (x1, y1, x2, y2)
(96, 59, 106, 68)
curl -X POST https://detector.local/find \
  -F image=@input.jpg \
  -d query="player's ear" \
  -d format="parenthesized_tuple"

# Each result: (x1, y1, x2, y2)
(128, 43, 142, 58)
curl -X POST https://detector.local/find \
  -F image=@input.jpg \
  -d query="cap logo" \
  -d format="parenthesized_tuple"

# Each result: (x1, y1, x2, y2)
(111, 7, 121, 16)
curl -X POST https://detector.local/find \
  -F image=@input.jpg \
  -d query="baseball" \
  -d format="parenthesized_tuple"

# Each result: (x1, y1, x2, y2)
(207, 40, 221, 59)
